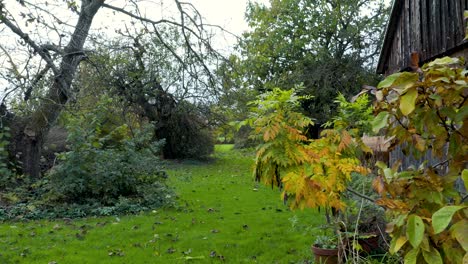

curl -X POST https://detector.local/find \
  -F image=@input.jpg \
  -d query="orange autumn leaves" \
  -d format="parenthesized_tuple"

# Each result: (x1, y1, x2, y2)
(247, 88, 369, 211)
(282, 129, 369, 211)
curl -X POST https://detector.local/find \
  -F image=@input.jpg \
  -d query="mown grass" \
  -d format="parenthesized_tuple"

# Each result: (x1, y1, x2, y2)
(0, 145, 324, 263)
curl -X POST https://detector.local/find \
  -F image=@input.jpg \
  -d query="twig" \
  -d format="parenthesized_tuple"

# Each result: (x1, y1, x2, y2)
(431, 159, 450, 169)
(461, 194, 468, 203)
(346, 187, 375, 203)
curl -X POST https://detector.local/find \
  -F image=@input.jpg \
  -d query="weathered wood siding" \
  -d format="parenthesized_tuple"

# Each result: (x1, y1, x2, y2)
(377, 0, 465, 173)
(377, 0, 468, 75)
(389, 144, 448, 173)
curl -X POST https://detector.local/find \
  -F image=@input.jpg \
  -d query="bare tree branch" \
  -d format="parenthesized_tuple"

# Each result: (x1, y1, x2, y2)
(0, 11, 60, 76)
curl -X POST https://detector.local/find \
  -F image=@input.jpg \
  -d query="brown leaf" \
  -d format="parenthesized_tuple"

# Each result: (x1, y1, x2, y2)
(372, 176, 385, 194)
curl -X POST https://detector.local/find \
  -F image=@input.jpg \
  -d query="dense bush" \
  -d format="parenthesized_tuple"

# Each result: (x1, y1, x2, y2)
(157, 101, 214, 159)
(0, 126, 16, 189)
(0, 97, 175, 220)
(48, 126, 168, 205)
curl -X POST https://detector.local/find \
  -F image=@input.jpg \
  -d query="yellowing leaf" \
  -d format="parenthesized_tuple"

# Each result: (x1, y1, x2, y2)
(426, 57, 460, 67)
(391, 236, 407, 254)
(450, 219, 468, 251)
(400, 88, 418, 116)
(412, 135, 426, 152)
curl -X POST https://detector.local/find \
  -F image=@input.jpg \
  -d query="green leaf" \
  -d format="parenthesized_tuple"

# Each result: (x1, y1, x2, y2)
(421, 247, 443, 264)
(399, 88, 418, 116)
(375, 161, 387, 170)
(372, 111, 389, 133)
(378, 72, 418, 91)
(455, 106, 468, 123)
(432, 206, 465, 234)
(431, 77, 450, 83)
(406, 214, 424, 248)
(378, 73, 401, 89)
(404, 247, 419, 264)
(383, 168, 394, 181)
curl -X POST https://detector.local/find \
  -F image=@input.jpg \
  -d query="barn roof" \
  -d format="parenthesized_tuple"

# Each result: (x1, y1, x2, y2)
(377, 0, 468, 75)
(376, 0, 403, 74)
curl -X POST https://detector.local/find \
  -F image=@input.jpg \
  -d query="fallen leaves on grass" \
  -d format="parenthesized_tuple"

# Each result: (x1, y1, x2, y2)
(108, 248, 125, 257)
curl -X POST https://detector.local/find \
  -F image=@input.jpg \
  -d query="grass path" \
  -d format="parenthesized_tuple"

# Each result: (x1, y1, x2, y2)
(0, 145, 324, 263)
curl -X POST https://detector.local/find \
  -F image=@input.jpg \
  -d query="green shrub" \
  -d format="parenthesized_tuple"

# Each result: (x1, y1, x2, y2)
(0, 97, 174, 220)
(48, 123, 170, 206)
(0, 126, 15, 188)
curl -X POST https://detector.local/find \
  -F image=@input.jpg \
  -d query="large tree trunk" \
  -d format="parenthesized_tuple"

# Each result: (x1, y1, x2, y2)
(8, 119, 43, 178)
(1, 0, 104, 178)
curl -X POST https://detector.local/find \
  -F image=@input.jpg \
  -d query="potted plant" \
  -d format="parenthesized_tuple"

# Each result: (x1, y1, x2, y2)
(311, 234, 340, 264)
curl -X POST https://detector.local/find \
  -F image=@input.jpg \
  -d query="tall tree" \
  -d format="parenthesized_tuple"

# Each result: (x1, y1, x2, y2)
(0, 0, 222, 177)
(237, 0, 389, 124)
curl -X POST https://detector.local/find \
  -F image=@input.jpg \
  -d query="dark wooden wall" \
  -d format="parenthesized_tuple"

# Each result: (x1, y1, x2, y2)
(377, 0, 468, 75)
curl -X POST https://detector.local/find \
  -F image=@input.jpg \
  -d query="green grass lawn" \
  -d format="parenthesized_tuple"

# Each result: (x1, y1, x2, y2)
(0, 145, 324, 263)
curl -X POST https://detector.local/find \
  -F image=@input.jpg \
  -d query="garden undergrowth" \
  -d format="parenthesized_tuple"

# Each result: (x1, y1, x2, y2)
(0, 145, 323, 263)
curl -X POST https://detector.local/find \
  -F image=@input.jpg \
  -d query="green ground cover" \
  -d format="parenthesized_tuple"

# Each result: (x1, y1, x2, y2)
(0, 145, 323, 263)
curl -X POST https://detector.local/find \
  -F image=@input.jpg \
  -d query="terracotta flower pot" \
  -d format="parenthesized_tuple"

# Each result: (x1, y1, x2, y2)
(311, 245, 339, 264)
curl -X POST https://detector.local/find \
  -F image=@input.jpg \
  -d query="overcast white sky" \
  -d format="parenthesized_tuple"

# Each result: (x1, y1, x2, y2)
(191, 0, 268, 35)
(1, 0, 391, 100)
(89, 0, 271, 53)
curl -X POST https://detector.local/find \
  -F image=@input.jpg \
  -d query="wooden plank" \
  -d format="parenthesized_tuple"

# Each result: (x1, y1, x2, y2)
(448, 0, 458, 47)
(394, 19, 402, 73)
(440, 0, 447, 52)
(462, 0, 468, 43)
(403, 0, 410, 68)
(421, 0, 429, 60)
(411, 0, 421, 54)
(430, 0, 440, 57)
(450, 0, 463, 46)
(457, 0, 465, 44)
(400, 5, 405, 71)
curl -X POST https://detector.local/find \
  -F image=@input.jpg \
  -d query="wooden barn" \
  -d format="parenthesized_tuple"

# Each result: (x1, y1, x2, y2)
(377, 0, 468, 76)
(376, 0, 467, 170)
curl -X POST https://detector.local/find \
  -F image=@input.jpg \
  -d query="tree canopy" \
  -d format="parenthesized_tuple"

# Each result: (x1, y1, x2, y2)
(0, 0, 224, 176)
(236, 0, 389, 123)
